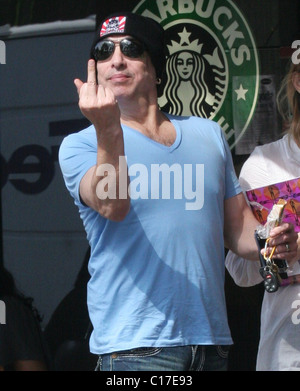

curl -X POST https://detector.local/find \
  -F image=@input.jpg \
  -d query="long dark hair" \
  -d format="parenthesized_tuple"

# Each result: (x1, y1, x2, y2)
(0, 265, 43, 322)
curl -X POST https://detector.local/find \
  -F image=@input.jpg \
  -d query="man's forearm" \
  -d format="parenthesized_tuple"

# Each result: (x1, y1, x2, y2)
(91, 127, 130, 221)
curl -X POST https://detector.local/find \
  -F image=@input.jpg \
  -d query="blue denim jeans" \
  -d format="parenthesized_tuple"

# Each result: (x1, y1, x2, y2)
(95, 345, 230, 371)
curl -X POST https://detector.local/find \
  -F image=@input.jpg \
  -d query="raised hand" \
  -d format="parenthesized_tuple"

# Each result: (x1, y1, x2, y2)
(74, 59, 120, 130)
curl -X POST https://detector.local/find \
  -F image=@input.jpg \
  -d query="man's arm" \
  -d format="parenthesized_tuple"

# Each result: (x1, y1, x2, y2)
(75, 60, 130, 221)
(224, 192, 298, 263)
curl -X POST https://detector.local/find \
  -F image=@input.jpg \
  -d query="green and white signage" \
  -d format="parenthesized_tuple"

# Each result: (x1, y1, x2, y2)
(133, 0, 260, 149)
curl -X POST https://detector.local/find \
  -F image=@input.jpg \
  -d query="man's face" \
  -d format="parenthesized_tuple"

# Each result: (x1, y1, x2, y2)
(95, 35, 157, 100)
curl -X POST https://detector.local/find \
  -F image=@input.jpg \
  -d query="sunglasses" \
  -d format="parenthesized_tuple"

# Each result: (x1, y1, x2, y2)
(93, 38, 145, 61)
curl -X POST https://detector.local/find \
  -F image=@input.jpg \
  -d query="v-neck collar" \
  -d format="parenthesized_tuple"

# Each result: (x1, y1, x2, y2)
(122, 113, 182, 153)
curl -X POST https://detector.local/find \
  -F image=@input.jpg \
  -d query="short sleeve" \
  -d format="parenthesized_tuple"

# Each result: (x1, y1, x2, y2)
(58, 126, 97, 204)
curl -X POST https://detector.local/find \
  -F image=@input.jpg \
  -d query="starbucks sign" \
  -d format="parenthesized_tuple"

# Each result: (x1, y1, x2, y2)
(133, 0, 260, 149)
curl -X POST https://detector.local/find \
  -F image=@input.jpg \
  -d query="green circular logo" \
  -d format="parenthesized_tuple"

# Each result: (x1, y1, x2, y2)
(133, 0, 260, 149)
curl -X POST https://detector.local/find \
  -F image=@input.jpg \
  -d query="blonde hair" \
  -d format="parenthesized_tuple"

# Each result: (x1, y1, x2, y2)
(276, 61, 300, 145)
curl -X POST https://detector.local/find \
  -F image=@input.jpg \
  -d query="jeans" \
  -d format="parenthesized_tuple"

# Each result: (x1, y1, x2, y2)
(95, 345, 230, 371)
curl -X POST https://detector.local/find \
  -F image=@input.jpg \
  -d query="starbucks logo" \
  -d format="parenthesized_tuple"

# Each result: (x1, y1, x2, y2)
(133, 0, 260, 149)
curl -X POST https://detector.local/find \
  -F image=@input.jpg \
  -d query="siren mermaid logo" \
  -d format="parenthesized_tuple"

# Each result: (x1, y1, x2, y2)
(133, 0, 260, 149)
(159, 26, 226, 118)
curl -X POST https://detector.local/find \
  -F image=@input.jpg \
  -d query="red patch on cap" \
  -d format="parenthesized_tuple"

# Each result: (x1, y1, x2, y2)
(100, 16, 127, 37)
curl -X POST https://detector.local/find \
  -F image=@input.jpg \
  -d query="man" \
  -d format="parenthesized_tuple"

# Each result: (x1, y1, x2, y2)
(59, 12, 298, 371)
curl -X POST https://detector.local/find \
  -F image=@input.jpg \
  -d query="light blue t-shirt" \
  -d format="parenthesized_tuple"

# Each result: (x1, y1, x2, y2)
(59, 113, 241, 354)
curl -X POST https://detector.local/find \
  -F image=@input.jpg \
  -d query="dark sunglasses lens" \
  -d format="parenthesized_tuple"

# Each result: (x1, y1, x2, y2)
(93, 41, 114, 61)
(93, 39, 144, 61)
(120, 40, 144, 58)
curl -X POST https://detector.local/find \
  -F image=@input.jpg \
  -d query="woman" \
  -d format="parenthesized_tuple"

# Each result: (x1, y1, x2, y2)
(0, 265, 49, 371)
(226, 60, 300, 371)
